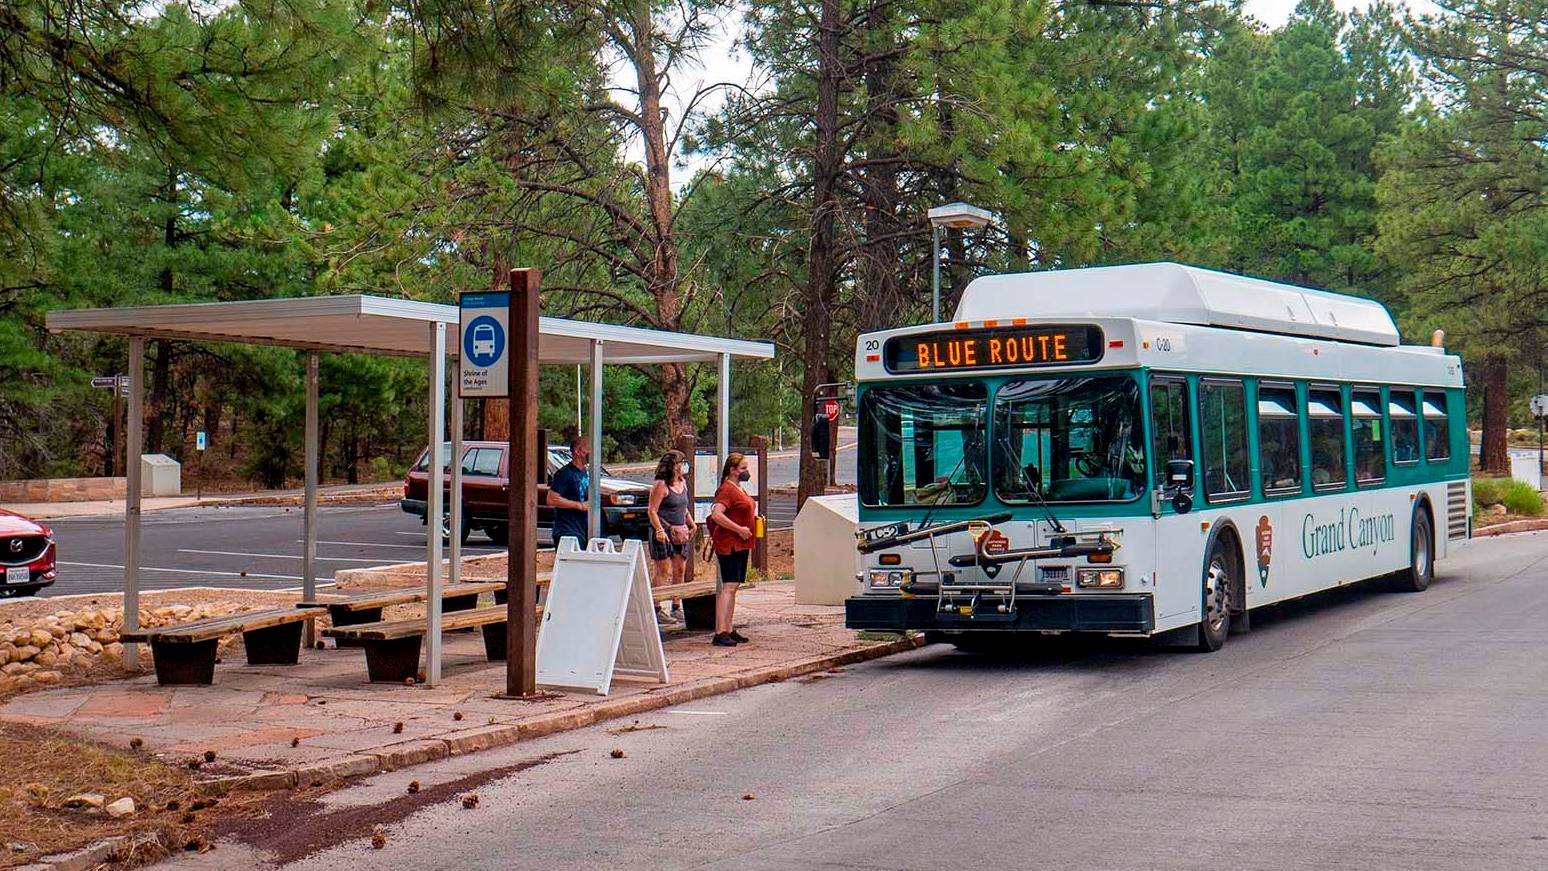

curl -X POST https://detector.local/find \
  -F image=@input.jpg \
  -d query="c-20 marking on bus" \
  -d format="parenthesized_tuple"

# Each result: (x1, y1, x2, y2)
(844, 262, 1468, 652)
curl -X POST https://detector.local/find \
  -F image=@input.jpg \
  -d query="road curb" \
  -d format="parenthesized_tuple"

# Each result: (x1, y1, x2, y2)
(1472, 518, 1548, 537)
(197, 633, 925, 796)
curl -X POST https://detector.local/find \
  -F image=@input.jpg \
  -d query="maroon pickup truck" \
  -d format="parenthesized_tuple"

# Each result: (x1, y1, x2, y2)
(401, 441, 653, 544)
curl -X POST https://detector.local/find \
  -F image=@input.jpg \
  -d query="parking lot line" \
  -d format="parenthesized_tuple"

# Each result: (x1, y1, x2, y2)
(177, 548, 388, 563)
(59, 560, 303, 581)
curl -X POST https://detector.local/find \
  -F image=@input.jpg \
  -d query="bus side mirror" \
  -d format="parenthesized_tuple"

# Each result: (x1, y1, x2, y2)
(1166, 459, 1194, 490)
(810, 409, 831, 460)
(1164, 459, 1193, 514)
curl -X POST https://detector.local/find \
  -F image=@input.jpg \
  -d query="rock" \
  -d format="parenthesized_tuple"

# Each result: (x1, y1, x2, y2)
(0, 676, 15, 694)
(32, 670, 61, 685)
(34, 650, 57, 667)
(48, 625, 67, 640)
(87, 641, 103, 654)
(28, 629, 51, 648)
(6, 841, 36, 854)
(1489, 504, 1508, 516)
(63, 793, 106, 809)
(105, 797, 136, 818)
(13, 645, 40, 661)
(69, 632, 92, 648)
(0, 648, 9, 667)
(95, 629, 119, 644)
(2, 662, 38, 676)
(105, 642, 124, 659)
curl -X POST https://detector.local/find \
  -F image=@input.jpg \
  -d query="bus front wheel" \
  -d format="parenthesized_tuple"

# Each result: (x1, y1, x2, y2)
(1197, 542, 1233, 652)
(1394, 508, 1433, 593)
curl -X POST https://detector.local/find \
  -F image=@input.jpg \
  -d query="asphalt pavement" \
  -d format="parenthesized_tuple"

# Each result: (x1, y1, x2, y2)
(156, 530, 1548, 870)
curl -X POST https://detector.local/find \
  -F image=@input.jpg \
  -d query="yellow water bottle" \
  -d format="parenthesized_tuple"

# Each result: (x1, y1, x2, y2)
(755, 515, 766, 539)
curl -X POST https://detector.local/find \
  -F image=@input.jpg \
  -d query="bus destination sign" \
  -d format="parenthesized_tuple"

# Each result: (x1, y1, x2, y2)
(883, 324, 1105, 374)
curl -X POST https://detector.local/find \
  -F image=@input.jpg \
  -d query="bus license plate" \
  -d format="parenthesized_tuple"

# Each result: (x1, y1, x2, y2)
(860, 522, 909, 546)
(5, 567, 29, 584)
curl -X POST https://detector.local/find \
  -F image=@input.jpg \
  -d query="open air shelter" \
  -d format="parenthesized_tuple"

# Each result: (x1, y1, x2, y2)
(46, 294, 775, 685)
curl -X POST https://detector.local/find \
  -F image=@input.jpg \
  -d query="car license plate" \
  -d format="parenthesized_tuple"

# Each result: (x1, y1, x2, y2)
(5, 566, 29, 584)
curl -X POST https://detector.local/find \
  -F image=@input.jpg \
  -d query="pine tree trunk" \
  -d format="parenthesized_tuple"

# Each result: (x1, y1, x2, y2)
(1480, 355, 1509, 475)
(146, 339, 172, 454)
(797, 0, 844, 511)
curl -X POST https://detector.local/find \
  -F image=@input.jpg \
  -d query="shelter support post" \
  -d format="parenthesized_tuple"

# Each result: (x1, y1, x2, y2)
(303, 352, 320, 646)
(507, 268, 542, 697)
(450, 378, 463, 587)
(425, 322, 446, 686)
(123, 337, 145, 670)
(588, 339, 604, 541)
(751, 434, 768, 573)
(676, 433, 696, 584)
(718, 353, 731, 475)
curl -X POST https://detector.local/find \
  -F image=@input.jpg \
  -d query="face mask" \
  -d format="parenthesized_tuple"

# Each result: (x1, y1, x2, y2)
(738, 470, 751, 483)
(680, 463, 690, 475)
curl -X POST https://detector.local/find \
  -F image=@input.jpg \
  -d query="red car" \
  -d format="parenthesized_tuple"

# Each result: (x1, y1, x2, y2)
(0, 508, 57, 598)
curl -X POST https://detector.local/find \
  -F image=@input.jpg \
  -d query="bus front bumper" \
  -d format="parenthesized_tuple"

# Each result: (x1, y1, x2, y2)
(845, 594, 1155, 634)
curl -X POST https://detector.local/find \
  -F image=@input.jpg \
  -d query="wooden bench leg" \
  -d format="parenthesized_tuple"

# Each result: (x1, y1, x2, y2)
(481, 623, 509, 661)
(328, 606, 383, 648)
(362, 636, 423, 683)
(150, 639, 218, 686)
(243, 621, 306, 666)
(444, 593, 480, 613)
(682, 594, 716, 631)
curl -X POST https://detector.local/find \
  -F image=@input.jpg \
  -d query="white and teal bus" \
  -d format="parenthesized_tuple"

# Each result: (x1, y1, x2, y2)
(845, 263, 1469, 651)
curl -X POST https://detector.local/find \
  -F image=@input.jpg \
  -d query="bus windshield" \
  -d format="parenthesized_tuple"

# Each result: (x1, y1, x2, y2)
(993, 375, 1145, 503)
(858, 382, 989, 507)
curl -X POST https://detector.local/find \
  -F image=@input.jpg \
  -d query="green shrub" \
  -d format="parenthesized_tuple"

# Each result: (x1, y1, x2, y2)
(1502, 481, 1544, 516)
(1472, 476, 1512, 509)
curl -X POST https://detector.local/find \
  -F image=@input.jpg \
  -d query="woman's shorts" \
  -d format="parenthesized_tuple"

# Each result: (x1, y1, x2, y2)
(716, 549, 750, 585)
(649, 538, 690, 561)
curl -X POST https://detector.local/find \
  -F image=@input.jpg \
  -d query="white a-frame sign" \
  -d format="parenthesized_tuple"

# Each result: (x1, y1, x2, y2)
(536, 538, 669, 695)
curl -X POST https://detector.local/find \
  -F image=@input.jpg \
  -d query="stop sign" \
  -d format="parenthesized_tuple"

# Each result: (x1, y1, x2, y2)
(824, 399, 840, 421)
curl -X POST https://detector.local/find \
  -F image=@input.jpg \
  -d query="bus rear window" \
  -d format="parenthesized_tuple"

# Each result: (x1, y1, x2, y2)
(858, 383, 988, 507)
(1423, 395, 1450, 462)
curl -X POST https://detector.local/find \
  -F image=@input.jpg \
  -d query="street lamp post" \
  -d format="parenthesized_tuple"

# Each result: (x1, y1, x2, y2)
(927, 201, 993, 323)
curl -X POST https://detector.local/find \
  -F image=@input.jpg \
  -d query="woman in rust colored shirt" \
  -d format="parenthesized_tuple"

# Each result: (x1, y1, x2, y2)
(707, 452, 757, 647)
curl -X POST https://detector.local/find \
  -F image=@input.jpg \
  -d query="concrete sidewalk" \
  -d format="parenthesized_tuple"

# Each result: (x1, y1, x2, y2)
(0, 583, 915, 791)
(6, 482, 398, 520)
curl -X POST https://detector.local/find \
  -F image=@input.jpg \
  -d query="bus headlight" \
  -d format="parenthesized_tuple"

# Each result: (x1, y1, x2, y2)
(1076, 568, 1125, 589)
(868, 569, 912, 589)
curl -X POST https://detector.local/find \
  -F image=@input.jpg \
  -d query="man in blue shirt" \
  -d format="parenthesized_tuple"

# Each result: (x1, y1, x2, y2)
(547, 436, 591, 547)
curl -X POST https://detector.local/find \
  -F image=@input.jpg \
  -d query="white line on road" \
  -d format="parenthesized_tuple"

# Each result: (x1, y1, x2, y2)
(666, 709, 728, 716)
(58, 560, 304, 581)
(275, 582, 339, 593)
(302, 539, 430, 549)
(177, 548, 386, 563)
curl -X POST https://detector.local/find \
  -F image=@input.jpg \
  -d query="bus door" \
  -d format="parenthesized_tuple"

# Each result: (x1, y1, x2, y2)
(1149, 375, 1202, 629)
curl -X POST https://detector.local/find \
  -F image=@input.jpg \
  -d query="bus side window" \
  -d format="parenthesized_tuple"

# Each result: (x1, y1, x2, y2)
(1422, 391, 1451, 462)
(1200, 379, 1249, 502)
(1389, 389, 1420, 465)
(1307, 387, 1348, 490)
(1351, 389, 1385, 486)
(1257, 384, 1301, 497)
(1149, 377, 1191, 490)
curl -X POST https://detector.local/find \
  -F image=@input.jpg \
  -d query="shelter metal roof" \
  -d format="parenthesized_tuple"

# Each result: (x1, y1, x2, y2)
(45, 294, 774, 364)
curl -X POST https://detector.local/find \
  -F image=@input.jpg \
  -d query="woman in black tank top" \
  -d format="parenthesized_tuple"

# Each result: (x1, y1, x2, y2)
(648, 450, 697, 621)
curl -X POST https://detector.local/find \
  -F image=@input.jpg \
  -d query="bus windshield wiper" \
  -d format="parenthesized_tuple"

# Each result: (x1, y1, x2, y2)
(999, 433, 1066, 534)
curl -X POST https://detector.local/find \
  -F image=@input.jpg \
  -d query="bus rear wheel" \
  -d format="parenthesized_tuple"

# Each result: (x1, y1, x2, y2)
(1197, 543, 1233, 652)
(1394, 508, 1433, 593)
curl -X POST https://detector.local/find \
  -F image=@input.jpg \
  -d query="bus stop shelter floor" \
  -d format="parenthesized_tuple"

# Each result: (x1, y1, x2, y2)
(0, 583, 892, 783)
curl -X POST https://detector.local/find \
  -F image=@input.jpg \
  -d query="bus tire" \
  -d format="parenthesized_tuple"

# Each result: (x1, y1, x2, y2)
(1395, 507, 1433, 593)
(1197, 541, 1233, 652)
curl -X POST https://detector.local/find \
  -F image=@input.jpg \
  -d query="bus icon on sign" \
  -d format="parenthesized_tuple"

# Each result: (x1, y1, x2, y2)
(472, 323, 496, 357)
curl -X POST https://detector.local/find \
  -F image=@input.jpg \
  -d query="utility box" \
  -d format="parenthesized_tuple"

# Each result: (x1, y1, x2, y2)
(793, 494, 860, 605)
(140, 454, 181, 497)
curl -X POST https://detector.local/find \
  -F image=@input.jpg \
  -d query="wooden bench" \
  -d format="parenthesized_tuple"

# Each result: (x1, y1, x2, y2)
(324, 606, 531, 683)
(122, 607, 329, 686)
(652, 579, 718, 630)
(299, 581, 507, 645)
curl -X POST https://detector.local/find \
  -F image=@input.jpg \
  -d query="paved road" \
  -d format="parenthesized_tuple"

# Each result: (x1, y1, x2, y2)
(32, 503, 507, 598)
(29, 491, 802, 599)
(159, 531, 1548, 870)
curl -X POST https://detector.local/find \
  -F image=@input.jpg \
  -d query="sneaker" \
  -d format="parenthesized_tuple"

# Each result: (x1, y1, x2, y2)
(712, 633, 737, 647)
(670, 604, 684, 620)
(657, 607, 676, 623)
(728, 630, 748, 644)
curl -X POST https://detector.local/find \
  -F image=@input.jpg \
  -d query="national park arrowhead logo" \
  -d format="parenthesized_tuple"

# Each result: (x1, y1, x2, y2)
(1255, 515, 1273, 588)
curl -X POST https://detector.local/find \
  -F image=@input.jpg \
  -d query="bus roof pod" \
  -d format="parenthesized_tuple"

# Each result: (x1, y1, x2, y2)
(953, 262, 1401, 348)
